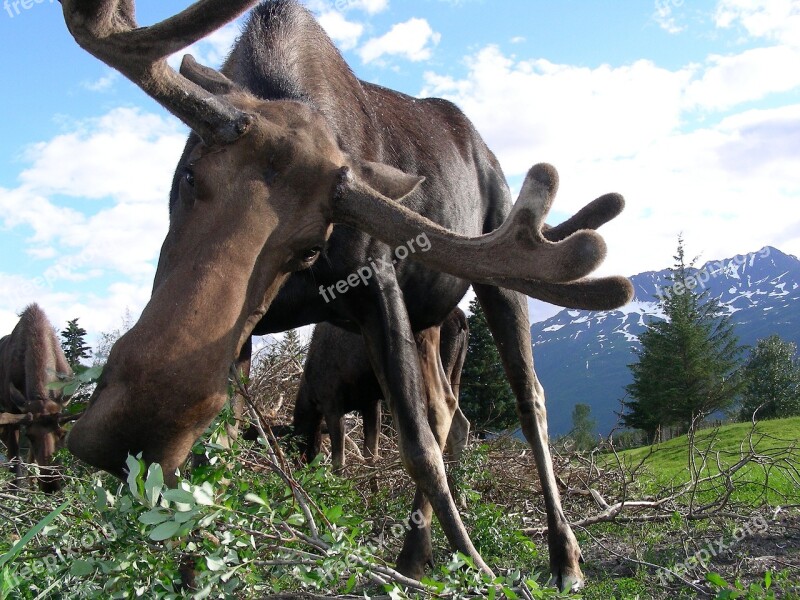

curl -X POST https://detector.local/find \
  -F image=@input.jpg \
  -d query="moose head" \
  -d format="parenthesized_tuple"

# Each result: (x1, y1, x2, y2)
(3, 382, 70, 493)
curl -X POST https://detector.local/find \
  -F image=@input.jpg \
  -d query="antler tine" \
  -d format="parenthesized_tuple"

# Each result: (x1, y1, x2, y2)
(491, 275, 634, 310)
(543, 193, 625, 243)
(61, 0, 258, 145)
(334, 163, 610, 285)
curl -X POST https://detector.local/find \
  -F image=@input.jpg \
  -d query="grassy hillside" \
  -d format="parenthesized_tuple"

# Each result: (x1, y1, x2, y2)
(613, 417, 800, 505)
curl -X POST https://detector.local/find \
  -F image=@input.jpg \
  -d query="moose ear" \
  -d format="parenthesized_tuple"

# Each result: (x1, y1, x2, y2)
(352, 160, 425, 202)
(9, 384, 27, 411)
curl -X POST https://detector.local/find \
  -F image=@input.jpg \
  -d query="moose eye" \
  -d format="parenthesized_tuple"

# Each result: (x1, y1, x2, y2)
(183, 167, 195, 187)
(302, 246, 322, 263)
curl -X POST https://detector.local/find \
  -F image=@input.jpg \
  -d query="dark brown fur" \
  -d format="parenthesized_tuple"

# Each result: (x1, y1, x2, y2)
(0, 304, 72, 492)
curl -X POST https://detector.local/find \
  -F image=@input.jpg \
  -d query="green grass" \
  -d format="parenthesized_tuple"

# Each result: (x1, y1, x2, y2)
(610, 417, 800, 506)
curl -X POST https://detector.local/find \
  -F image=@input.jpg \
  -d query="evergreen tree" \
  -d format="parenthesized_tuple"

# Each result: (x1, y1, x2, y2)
(569, 403, 597, 451)
(61, 318, 91, 368)
(622, 237, 744, 439)
(738, 335, 800, 420)
(459, 297, 517, 434)
(278, 329, 306, 366)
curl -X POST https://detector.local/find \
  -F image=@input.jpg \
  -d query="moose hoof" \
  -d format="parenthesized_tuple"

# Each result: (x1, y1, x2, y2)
(548, 568, 584, 593)
(395, 547, 432, 582)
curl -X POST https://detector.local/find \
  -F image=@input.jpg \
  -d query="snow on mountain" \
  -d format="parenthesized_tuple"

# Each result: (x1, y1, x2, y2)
(531, 247, 800, 437)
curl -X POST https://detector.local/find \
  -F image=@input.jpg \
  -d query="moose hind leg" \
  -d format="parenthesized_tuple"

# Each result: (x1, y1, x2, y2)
(474, 283, 584, 592)
(362, 401, 380, 462)
(327, 413, 346, 473)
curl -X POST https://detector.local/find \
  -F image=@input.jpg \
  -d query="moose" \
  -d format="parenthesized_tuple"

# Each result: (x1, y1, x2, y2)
(293, 307, 471, 471)
(0, 304, 73, 493)
(61, 0, 633, 589)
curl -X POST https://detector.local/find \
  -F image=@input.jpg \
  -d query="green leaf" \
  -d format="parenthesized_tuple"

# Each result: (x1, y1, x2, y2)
(70, 560, 95, 577)
(244, 493, 266, 506)
(144, 464, 164, 506)
(173, 508, 198, 524)
(285, 513, 305, 526)
(764, 570, 772, 589)
(343, 573, 357, 594)
(138, 509, 171, 526)
(193, 484, 215, 506)
(79, 365, 104, 382)
(94, 483, 114, 510)
(149, 520, 181, 541)
(126, 454, 143, 499)
(325, 505, 343, 522)
(206, 556, 226, 572)
(63, 381, 80, 397)
(162, 489, 196, 507)
(706, 572, 728, 587)
(198, 509, 223, 529)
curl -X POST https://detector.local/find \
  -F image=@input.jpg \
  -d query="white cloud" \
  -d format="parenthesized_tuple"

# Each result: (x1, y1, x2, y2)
(422, 47, 691, 174)
(82, 71, 118, 93)
(684, 45, 800, 110)
(18, 108, 185, 204)
(0, 108, 185, 341)
(0, 275, 149, 351)
(653, 0, 685, 34)
(307, 0, 389, 15)
(318, 10, 364, 50)
(359, 18, 441, 63)
(168, 21, 243, 70)
(715, 0, 800, 44)
(342, 0, 389, 14)
(419, 44, 800, 280)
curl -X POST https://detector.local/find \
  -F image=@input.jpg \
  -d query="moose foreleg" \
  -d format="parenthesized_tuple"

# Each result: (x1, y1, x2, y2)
(396, 326, 460, 576)
(357, 271, 491, 581)
(474, 283, 584, 592)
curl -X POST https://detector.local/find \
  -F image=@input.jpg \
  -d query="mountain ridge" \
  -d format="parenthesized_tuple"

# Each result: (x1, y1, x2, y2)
(531, 246, 800, 436)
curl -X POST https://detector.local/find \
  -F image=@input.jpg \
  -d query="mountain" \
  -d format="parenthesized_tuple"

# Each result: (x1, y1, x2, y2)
(531, 246, 800, 437)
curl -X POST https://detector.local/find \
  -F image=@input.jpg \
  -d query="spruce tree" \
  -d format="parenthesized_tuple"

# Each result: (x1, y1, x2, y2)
(738, 335, 800, 420)
(61, 318, 91, 369)
(459, 296, 517, 435)
(623, 237, 744, 438)
(569, 403, 597, 451)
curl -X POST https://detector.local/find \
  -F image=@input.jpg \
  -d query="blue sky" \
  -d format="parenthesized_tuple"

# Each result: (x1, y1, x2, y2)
(1, 0, 798, 343)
